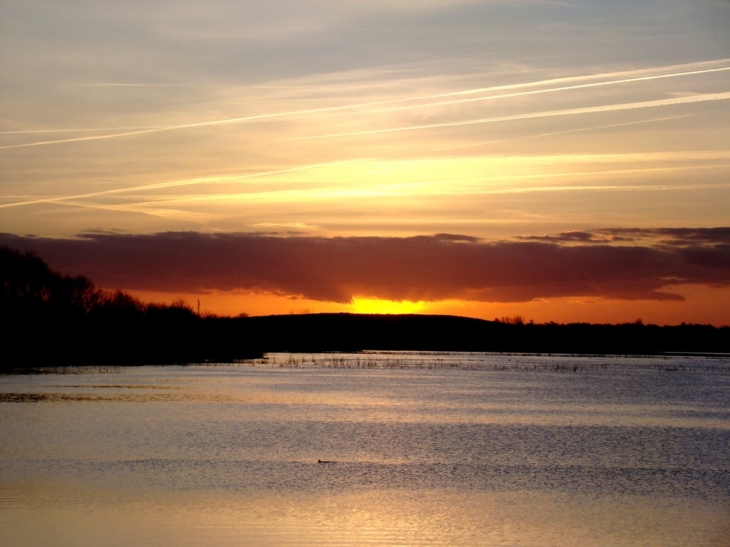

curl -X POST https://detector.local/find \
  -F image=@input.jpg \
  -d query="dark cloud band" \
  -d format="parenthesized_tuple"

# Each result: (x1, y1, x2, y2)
(2, 229, 729, 303)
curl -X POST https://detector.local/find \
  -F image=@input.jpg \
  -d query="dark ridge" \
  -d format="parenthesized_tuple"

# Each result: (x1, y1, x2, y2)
(238, 313, 730, 355)
(2, 246, 729, 369)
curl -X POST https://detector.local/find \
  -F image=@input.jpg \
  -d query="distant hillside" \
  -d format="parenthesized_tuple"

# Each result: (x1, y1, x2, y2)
(239, 313, 730, 355)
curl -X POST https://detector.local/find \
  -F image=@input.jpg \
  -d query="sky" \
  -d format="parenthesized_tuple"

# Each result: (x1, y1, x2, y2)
(1, 0, 730, 324)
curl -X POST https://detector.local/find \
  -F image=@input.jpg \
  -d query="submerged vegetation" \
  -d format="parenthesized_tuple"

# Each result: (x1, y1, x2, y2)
(1, 246, 729, 369)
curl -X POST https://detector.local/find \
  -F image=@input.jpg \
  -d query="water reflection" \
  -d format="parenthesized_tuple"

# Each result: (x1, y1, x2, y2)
(1, 353, 729, 546)
(3, 485, 728, 547)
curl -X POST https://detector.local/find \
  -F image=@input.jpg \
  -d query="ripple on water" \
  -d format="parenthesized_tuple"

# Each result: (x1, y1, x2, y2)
(1, 353, 729, 547)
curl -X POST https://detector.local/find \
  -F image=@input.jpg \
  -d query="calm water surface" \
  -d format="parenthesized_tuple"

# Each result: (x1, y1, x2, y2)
(1, 352, 729, 546)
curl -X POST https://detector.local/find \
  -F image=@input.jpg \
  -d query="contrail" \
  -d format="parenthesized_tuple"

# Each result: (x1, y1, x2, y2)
(403, 59, 730, 99)
(360, 66, 730, 115)
(0, 128, 174, 150)
(432, 114, 695, 151)
(473, 179, 730, 196)
(295, 92, 730, 140)
(0, 126, 161, 135)
(0, 158, 373, 209)
(2, 61, 728, 149)
(47, 198, 219, 223)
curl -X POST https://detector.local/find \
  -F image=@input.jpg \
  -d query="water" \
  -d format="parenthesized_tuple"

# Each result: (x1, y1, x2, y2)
(1, 352, 729, 546)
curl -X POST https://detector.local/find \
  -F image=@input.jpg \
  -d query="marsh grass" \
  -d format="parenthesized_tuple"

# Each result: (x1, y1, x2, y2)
(244, 352, 730, 373)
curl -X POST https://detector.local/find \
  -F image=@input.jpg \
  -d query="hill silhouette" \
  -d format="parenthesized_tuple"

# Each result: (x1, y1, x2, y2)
(1, 246, 728, 369)
(243, 313, 730, 355)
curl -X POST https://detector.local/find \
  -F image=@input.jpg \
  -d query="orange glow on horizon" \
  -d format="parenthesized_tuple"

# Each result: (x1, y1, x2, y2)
(124, 285, 730, 327)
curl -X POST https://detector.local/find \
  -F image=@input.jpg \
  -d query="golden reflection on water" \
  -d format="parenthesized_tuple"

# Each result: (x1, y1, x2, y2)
(2, 482, 728, 547)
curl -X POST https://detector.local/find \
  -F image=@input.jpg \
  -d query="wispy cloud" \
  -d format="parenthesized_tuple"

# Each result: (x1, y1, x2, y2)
(4, 152, 726, 215)
(2, 60, 727, 149)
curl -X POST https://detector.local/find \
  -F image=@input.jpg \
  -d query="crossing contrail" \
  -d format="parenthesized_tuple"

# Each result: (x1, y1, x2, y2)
(1, 61, 728, 149)
(296, 92, 730, 140)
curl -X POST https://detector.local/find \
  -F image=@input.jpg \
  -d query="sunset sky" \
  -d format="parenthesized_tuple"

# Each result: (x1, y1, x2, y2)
(2, 0, 730, 324)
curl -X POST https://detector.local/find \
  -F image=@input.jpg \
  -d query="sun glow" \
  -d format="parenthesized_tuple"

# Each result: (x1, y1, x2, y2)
(351, 298, 426, 314)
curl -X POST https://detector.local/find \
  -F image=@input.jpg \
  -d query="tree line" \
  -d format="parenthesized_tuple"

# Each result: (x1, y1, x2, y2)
(1, 247, 260, 368)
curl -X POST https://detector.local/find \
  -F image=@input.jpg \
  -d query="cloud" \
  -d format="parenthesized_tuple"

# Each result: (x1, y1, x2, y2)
(2, 230, 729, 304)
(521, 227, 730, 247)
(518, 231, 610, 243)
(433, 233, 481, 242)
(596, 227, 730, 247)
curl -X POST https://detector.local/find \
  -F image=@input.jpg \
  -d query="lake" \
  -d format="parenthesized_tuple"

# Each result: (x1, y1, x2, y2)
(1, 352, 729, 546)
